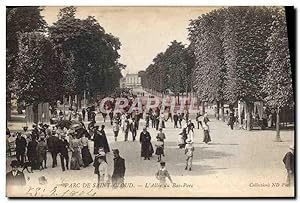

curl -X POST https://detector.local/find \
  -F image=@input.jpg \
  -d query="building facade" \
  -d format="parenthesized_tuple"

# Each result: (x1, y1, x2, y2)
(120, 74, 141, 88)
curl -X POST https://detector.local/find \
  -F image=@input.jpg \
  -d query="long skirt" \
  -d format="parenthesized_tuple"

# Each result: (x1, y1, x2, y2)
(81, 146, 93, 167)
(141, 142, 154, 158)
(155, 147, 164, 155)
(28, 155, 39, 170)
(203, 130, 211, 143)
(38, 151, 47, 163)
(70, 149, 83, 170)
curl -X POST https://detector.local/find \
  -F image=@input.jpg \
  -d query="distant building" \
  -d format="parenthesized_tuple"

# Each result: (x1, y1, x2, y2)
(120, 74, 141, 88)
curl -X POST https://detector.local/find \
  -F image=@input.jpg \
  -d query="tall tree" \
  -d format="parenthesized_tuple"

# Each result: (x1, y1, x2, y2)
(189, 9, 227, 119)
(262, 8, 294, 141)
(49, 7, 124, 103)
(223, 7, 276, 130)
(141, 41, 194, 100)
(6, 6, 46, 119)
(16, 32, 63, 122)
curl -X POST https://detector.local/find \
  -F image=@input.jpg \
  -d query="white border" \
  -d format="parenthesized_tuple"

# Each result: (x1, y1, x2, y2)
(1, 1, 299, 203)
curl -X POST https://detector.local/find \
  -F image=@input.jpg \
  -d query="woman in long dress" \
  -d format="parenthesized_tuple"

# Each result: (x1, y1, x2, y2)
(159, 113, 165, 129)
(93, 154, 108, 188)
(27, 136, 39, 171)
(80, 134, 93, 167)
(178, 128, 187, 149)
(37, 135, 48, 170)
(140, 127, 153, 160)
(203, 122, 211, 144)
(70, 134, 83, 170)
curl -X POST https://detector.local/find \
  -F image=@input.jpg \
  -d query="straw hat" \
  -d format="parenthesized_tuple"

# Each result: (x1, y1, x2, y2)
(186, 139, 193, 144)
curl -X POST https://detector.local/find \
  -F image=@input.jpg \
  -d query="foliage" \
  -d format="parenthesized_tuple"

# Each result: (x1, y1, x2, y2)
(49, 7, 124, 98)
(15, 32, 63, 104)
(262, 8, 294, 108)
(141, 41, 194, 95)
(6, 6, 46, 92)
(188, 9, 226, 103)
(188, 6, 293, 110)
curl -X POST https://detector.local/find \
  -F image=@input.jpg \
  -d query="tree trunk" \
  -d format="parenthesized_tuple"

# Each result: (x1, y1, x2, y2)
(246, 103, 253, 131)
(220, 101, 225, 122)
(63, 101, 66, 120)
(70, 95, 73, 109)
(275, 106, 282, 142)
(33, 102, 39, 124)
(202, 101, 205, 115)
(216, 101, 220, 120)
(186, 82, 189, 101)
(6, 91, 11, 121)
(78, 94, 82, 109)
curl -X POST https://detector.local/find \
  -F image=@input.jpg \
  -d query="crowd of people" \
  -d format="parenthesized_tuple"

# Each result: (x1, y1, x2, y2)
(6, 100, 294, 188)
(6, 104, 213, 187)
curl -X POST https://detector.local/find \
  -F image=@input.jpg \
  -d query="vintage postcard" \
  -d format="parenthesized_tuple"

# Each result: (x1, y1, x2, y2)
(6, 6, 295, 198)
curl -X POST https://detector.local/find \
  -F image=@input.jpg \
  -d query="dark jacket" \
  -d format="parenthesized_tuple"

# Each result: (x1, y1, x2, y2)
(47, 136, 59, 152)
(58, 139, 69, 157)
(283, 151, 294, 173)
(93, 130, 110, 153)
(27, 140, 38, 159)
(6, 170, 26, 186)
(112, 156, 125, 179)
(31, 128, 40, 140)
(187, 122, 195, 133)
(16, 137, 27, 152)
(140, 131, 153, 157)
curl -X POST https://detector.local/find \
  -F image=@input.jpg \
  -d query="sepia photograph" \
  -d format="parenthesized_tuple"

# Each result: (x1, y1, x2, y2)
(5, 5, 295, 198)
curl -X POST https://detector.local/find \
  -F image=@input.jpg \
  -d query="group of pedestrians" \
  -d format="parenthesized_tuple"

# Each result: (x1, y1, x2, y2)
(6, 104, 295, 189)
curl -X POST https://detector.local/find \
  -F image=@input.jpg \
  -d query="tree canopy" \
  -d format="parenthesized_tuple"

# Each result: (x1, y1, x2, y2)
(141, 40, 194, 95)
(188, 6, 293, 110)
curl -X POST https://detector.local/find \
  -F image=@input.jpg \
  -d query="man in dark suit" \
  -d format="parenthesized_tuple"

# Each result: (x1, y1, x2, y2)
(112, 149, 125, 188)
(82, 108, 86, 121)
(15, 132, 27, 166)
(6, 160, 26, 186)
(283, 145, 294, 186)
(58, 136, 70, 171)
(47, 132, 60, 168)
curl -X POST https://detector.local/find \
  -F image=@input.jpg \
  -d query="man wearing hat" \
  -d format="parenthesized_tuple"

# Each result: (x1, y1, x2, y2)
(6, 160, 26, 186)
(93, 125, 110, 154)
(184, 139, 195, 171)
(57, 135, 70, 171)
(47, 131, 60, 168)
(37, 133, 48, 170)
(157, 128, 166, 156)
(32, 123, 40, 141)
(187, 119, 195, 134)
(283, 145, 294, 186)
(22, 126, 30, 140)
(112, 149, 126, 188)
(15, 132, 27, 167)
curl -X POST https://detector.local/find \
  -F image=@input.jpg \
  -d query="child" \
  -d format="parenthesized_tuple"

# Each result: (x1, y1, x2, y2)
(155, 162, 173, 186)
(185, 139, 194, 171)
(155, 137, 164, 162)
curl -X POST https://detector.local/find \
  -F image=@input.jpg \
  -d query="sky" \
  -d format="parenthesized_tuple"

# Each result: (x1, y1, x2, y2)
(41, 6, 219, 75)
